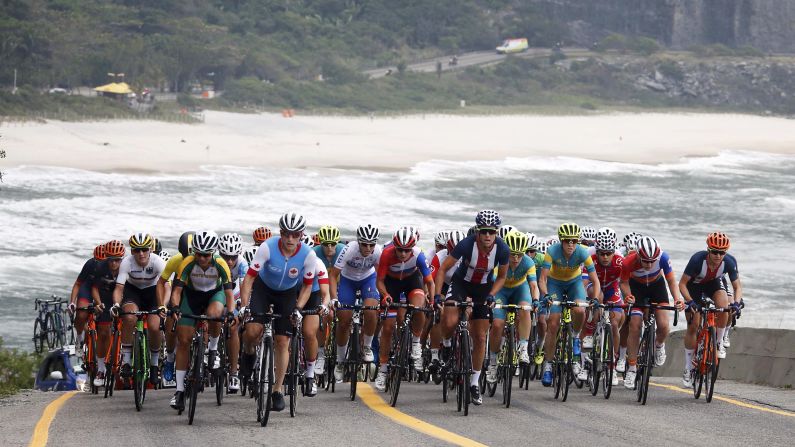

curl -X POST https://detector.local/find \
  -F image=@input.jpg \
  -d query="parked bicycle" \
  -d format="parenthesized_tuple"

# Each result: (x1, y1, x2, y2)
(33, 296, 69, 353)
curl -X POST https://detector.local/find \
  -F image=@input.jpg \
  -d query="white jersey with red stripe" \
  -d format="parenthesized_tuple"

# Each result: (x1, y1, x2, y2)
(449, 235, 510, 285)
(431, 249, 459, 285)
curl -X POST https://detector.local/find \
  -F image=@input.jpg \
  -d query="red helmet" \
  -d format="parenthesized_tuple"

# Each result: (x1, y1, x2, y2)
(392, 227, 417, 249)
(706, 232, 730, 250)
(105, 240, 126, 259)
(311, 233, 321, 246)
(253, 226, 272, 244)
(93, 244, 106, 261)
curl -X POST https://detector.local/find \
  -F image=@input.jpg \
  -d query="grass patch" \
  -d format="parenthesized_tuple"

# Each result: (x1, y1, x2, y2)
(0, 337, 41, 397)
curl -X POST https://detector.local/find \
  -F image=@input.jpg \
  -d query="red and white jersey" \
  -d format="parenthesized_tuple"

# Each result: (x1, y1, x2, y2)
(377, 245, 432, 281)
(431, 249, 459, 285)
(334, 241, 382, 281)
(591, 253, 624, 293)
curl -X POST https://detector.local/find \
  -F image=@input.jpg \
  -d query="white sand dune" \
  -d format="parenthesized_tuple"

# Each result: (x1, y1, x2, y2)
(3, 111, 795, 171)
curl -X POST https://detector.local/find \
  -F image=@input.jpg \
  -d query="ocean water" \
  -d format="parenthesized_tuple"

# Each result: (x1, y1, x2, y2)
(1, 150, 793, 349)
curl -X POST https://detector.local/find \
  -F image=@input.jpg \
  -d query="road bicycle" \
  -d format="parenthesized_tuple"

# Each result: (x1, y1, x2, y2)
(335, 292, 380, 401)
(691, 297, 731, 403)
(120, 309, 162, 412)
(549, 299, 591, 402)
(385, 302, 432, 407)
(486, 304, 532, 408)
(629, 303, 678, 405)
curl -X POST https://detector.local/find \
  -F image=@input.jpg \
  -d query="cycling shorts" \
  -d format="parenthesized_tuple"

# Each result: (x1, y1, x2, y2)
(493, 283, 532, 321)
(178, 287, 226, 327)
(384, 271, 425, 302)
(628, 277, 669, 317)
(121, 283, 158, 312)
(250, 276, 296, 336)
(686, 278, 726, 307)
(448, 274, 491, 320)
(338, 273, 379, 306)
(603, 286, 625, 314)
(547, 277, 587, 314)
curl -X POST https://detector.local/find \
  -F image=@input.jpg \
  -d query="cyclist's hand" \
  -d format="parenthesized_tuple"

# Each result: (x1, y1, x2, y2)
(331, 298, 340, 309)
(157, 305, 168, 318)
(433, 294, 443, 309)
(685, 300, 698, 312)
(532, 299, 540, 310)
(730, 301, 742, 317)
(624, 294, 635, 305)
(168, 305, 181, 320)
(110, 303, 120, 317)
(68, 302, 76, 314)
(292, 309, 303, 326)
(94, 303, 104, 314)
(235, 298, 241, 310)
(674, 298, 685, 311)
(543, 294, 552, 305)
(485, 294, 496, 308)
(380, 294, 393, 308)
(318, 304, 330, 317)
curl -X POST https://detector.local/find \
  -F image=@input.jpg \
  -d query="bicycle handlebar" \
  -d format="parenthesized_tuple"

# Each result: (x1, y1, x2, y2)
(493, 304, 533, 311)
(335, 303, 381, 311)
(628, 303, 680, 327)
(548, 300, 591, 307)
(386, 302, 434, 313)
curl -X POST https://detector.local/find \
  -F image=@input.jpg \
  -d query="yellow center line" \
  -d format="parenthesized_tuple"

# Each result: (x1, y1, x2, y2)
(650, 382, 795, 418)
(28, 391, 77, 447)
(358, 383, 489, 447)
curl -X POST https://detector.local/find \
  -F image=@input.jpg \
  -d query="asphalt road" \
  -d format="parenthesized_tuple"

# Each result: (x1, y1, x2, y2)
(7, 372, 794, 447)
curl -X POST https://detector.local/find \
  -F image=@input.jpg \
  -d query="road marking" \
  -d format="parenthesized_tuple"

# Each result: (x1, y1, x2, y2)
(650, 382, 795, 418)
(28, 391, 77, 447)
(358, 383, 488, 447)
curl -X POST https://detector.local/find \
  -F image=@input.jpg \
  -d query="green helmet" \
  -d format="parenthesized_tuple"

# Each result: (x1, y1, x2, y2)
(557, 223, 581, 240)
(317, 225, 341, 244)
(504, 231, 529, 254)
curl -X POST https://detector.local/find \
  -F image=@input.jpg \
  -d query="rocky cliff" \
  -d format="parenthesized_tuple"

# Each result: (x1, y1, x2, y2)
(532, 0, 795, 52)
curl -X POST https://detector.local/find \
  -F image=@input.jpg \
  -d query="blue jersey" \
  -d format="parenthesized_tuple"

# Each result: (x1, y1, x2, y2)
(249, 237, 318, 291)
(502, 255, 537, 288)
(314, 244, 345, 270)
(684, 251, 739, 284)
(450, 235, 510, 285)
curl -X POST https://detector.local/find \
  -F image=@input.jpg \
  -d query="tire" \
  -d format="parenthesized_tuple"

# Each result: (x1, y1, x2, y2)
(188, 334, 203, 425)
(33, 319, 43, 354)
(601, 325, 614, 400)
(87, 330, 97, 394)
(289, 333, 299, 417)
(693, 329, 705, 399)
(45, 313, 57, 350)
(562, 327, 572, 402)
(553, 332, 563, 400)
(389, 327, 410, 407)
(503, 325, 515, 408)
(640, 326, 655, 405)
(460, 333, 471, 416)
(133, 332, 146, 412)
(215, 334, 226, 407)
(705, 327, 718, 403)
(54, 313, 66, 348)
(348, 324, 360, 402)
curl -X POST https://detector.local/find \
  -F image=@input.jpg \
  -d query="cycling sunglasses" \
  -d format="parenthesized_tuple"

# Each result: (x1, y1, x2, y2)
(708, 249, 726, 256)
(478, 228, 497, 235)
(132, 247, 150, 253)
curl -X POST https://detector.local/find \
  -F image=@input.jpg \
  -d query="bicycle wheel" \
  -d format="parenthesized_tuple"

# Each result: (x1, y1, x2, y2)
(54, 313, 66, 348)
(348, 323, 360, 401)
(460, 332, 472, 416)
(188, 334, 203, 425)
(389, 326, 410, 407)
(601, 325, 614, 399)
(133, 331, 146, 411)
(45, 313, 57, 350)
(562, 326, 573, 402)
(503, 325, 515, 408)
(553, 331, 564, 400)
(260, 337, 275, 427)
(589, 327, 600, 396)
(87, 331, 98, 394)
(33, 318, 43, 354)
(255, 341, 265, 422)
(216, 333, 226, 407)
(639, 326, 654, 405)
(705, 327, 718, 403)
(289, 333, 299, 417)
(65, 312, 76, 346)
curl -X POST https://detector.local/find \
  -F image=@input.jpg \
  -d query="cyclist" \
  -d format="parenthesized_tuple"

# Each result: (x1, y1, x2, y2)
(432, 231, 449, 257)
(328, 224, 382, 383)
(157, 231, 194, 383)
(525, 233, 548, 365)
(312, 225, 343, 376)
(239, 213, 318, 412)
(168, 231, 236, 410)
(679, 232, 743, 387)
(580, 228, 625, 384)
(252, 226, 273, 246)
(219, 232, 248, 393)
(619, 236, 683, 389)
(428, 230, 465, 369)
(433, 210, 510, 405)
(296, 235, 331, 396)
(539, 223, 600, 387)
(374, 227, 435, 390)
(69, 243, 106, 355)
(111, 233, 167, 385)
(498, 225, 517, 240)
(486, 231, 539, 383)
(89, 240, 126, 387)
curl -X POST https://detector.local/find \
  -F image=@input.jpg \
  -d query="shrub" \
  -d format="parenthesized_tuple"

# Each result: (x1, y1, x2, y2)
(0, 338, 40, 396)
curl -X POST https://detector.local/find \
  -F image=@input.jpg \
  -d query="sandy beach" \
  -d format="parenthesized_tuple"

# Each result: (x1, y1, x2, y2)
(3, 111, 795, 171)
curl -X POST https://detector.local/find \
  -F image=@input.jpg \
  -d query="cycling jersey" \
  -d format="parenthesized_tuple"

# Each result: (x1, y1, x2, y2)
(160, 253, 184, 282)
(90, 260, 118, 324)
(591, 253, 624, 294)
(76, 258, 101, 299)
(501, 254, 537, 288)
(310, 258, 330, 293)
(176, 254, 234, 292)
(376, 245, 432, 281)
(449, 235, 510, 285)
(532, 253, 545, 272)
(248, 237, 317, 291)
(116, 254, 166, 289)
(334, 241, 382, 281)
(620, 251, 674, 285)
(542, 243, 595, 282)
(430, 249, 459, 285)
(313, 243, 345, 270)
(683, 251, 739, 284)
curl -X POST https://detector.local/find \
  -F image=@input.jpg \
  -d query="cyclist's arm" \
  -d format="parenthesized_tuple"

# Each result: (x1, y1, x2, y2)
(91, 285, 102, 308)
(224, 287, 235, 314)
(329, 266, 341, 301)
(619, 280, 633, 303)
(156, 278, 168, 308)
(538, 267, 548, 297)
(170, 282, 183, 309)
(586, 270, 600, 300)
(319, 282, 331, 308)
(69, 280, 81, 306)
(239, 274, 254, 308)
(678, 273, 694, 303)
(433, 255, 458, 297)
(489, 264, 508, 296)
(529, 279, 539, 301)
(112, 283, 124, 306)
(296, 284, 312, 310)
(665, 271, 683, 306)
(731, 278, 743, 303)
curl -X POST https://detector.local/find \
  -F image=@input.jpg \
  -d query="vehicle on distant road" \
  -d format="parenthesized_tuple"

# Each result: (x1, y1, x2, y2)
(496, 38, 528, 54)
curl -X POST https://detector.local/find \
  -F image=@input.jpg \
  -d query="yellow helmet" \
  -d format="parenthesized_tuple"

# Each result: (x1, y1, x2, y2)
(557, 223, 581, 240)
(129, 232, 154, 250)
(317, 225, 341, 244)
(504, 231, 529, 254)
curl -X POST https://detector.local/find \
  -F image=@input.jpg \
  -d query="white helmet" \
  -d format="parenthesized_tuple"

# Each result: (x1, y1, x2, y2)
(434, 231, 449, 246)
(279, 212, 306, 232)
(537, 241, 548, 254)
(356, 224, 379, 243)
(595, 227, 617, 251)
(393, 226, 417, 249)
(623, 232, 642, 252)
(192, 230, 219, 255)
(547, 235, 560, 246)
(581, 226, 597, 242)
(638, 236, 661, 261)
(300, 234, 315, 248)
(219, 232, 243, 256)
(243, 246, 257, 265)
(159, 250, 171, 263)
(498, 225, 517, 239)
(525, 232, 539, 250)
(446, 230, 466, 252)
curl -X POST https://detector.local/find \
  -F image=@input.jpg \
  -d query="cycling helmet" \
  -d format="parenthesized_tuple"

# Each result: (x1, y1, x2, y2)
(243, 246, 257, 265)
(475, 209, 501, 229)
(129, 232, 154, 250)
(152, 238, 162, 254)
(557, 223, 581, 240)
(406, 226, 420, 242)
(537, 241, 548, 254)
(595, 227, 617, 251)
(637, 236, 661, 261)
(467, 225, 478, 237)
(178, 231, 195, 257)
(706, 232, 730, 250)
(498, 225, 517, 239)
(93, 244, 107, 261)
(547, 237, 560, 246)
(622, 232, 642, 252)
(581, 226, 597, 243)
(159, 250, 171, 263)
(192, 230, 219, 255)
(504, 231, 529, 254)
(447, 230, 467, 252)
(300, 234, 315, 248)
(279, 213, 306, 232)
(253, 226, 272, 244)
(104, 240, 126, 259)
(393, 226, 417, 249)
(434, 231, 449, 247)
(311, 233, 321, 245)
(219, 232, 243, 256)
(525, 233, 539, 250)
(356, 224, 379, 243)
(317, 225, 341, 244)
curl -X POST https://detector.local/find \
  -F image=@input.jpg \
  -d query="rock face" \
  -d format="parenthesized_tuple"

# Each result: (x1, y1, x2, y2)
(532, 0, 795, 52)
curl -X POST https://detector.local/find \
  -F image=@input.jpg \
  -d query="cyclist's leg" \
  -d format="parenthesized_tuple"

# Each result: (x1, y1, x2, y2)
(468, 282, 492, 387)
(302, 290, 321, 376)
(683, 283, 704, 367)
(543, 281, 566, 362)
(625, 280, 646, 369)
(605, 288, 625, 361)
(120, 284, 142, 367)
(360, 273, 380, 352)
(515, 283, 532, 341)
(175, 292, 199, 395)
(140, 286, 162, 370)
(489, 289, 508, 362)
(441, 277, 465, 349)
(566, 278, 588, 333)
(206, 291, 225, 367)
(649, 278, 671, 344)
(96, 302, 113, 375)
(335, 276, 356, 363)
(710, 282, 730, 345)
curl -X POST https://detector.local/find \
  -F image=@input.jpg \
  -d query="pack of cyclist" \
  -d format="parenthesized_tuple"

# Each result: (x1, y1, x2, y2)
(64, 209, 743, 416)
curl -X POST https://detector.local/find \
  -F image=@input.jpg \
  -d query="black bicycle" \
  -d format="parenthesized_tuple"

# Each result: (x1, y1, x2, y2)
(584, 302, 625, 399)
(336, 293, 380, 401)
(247, 307, 281, 427)
(630, 303, 678, 405)
(285, 308, 321, 417)
(33, 296, 68, 353)
(441, 301, 478, 416)
(385, 302, 432, 407)
(549, 299, 590, 402)
(487, 304, 532, 408)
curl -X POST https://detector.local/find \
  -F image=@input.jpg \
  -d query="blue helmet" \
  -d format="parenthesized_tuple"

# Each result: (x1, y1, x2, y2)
(475, 210, 501, 229)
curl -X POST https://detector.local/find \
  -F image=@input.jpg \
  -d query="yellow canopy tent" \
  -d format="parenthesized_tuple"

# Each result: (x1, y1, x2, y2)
(93, 82, 133, 95)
